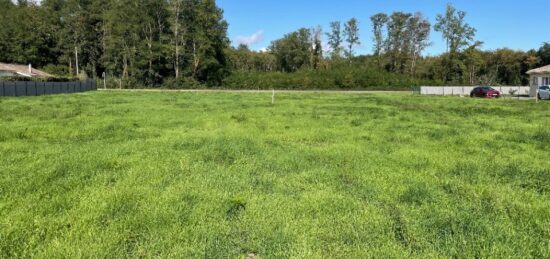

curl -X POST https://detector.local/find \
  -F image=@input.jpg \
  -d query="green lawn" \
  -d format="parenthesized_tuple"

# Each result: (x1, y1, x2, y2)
(1, 91, 549, 258)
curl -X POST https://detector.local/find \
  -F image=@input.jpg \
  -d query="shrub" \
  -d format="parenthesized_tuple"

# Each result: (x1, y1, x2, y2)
(223, 65, 442, 90)
(161, 77, 205, 89)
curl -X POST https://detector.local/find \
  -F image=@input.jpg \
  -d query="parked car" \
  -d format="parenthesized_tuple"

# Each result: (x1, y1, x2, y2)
(470, 86, 501, 98)
(537, 85, 550, 100)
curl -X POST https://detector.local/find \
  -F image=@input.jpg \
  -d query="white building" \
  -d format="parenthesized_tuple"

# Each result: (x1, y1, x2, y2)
(526, 65, 550, 97)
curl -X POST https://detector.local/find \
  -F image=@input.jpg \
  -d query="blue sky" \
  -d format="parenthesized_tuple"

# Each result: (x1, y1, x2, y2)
(218, 0, 550, 56)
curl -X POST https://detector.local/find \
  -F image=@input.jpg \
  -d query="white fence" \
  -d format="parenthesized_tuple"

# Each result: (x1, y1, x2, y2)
(420, 86, 531, 96)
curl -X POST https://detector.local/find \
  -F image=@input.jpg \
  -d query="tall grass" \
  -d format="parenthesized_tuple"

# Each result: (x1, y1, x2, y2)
(0, 92, 548, 257)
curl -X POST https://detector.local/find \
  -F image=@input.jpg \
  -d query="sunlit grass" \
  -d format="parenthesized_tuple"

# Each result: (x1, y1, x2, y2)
(0, 91, 549, 257)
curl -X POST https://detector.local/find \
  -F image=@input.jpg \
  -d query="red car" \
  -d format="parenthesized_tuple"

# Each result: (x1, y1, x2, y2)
(470, 86, 501, 98)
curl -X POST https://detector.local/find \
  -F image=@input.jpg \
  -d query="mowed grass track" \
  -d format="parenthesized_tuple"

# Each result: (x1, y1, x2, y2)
(0, 91, 549, 258)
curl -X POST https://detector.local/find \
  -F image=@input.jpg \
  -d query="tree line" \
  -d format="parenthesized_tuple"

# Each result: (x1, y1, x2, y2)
(231, 4, 550, 87)
(0, 0, 229, 87)
(1, 1, 549, 88)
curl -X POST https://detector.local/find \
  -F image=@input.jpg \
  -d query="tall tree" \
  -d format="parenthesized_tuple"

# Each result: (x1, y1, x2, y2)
(435, 4, 476, 82)
(141, 0, 170, 85)
(435, 4, 476, 54)
(0, 0, 15, 62)
(103, 0, 147, 84)
(370, 13, 389, 69)
(59, 0, 107, 78)
(311, 26, 323, 69)
(169, 0, 185, 79)
(343, 18, 360, 61)
(269, 28, 312, 72)
(326, 21, 343, 59)
(386, 12, 412, 73)
(180, 0, 230, 84)
(538, 43, 550, 66)
(407, 13, 431, 77)
(463, 41, 484, 85)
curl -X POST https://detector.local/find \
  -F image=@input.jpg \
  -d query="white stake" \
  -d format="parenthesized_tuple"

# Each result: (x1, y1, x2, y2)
(272, 89, 275, 104)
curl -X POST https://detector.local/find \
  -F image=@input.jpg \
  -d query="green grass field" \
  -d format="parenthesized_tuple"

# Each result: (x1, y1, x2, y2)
(1, 91, 549, 258)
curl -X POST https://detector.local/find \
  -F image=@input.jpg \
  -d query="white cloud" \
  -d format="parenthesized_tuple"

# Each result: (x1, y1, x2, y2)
(235, 30, 265, 46)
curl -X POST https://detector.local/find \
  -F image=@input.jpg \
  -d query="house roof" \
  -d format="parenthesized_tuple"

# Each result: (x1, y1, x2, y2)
(0, 62, 53, 78)
(526, 65, 550, 75)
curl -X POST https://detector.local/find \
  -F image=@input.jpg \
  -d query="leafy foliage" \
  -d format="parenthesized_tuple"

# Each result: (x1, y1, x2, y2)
(223, 64, 441, 90)
(0, 0, 230, 87)
(0, 2, 548, 89)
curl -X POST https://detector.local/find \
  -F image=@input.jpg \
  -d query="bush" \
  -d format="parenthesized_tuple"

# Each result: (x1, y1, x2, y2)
(41, 64, 69, 77)
(223, 65, 442, 90)
(161, 77, 205, 89)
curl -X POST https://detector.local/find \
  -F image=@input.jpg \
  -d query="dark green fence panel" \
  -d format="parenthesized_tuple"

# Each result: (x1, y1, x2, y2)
(51, 83, 58, 94)
(0, 80, 96, 97)
(26, 82, 37, 96)
(15, 83, 26, 96)
(44, 82, 54, 95)
(68, 82, 74, 93)
(4, 82, 15, 96)
(36, 82, 45, 96)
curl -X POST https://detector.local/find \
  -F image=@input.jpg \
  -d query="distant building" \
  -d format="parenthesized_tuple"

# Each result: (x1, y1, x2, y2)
(0, 63, 53, 78)
(526, 65, 550, 97)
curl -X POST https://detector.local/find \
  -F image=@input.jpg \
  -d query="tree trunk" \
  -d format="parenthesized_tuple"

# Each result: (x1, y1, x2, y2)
(123, 53, 128, 80)
(69, 57, 73, 76)
(173, 3, 180, 79)
(147, 23, 153, 76)
(192, 40, 200, 79)
(411, 51, 418, 78)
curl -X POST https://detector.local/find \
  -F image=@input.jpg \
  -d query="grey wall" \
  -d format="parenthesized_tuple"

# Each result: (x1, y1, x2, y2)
(0, 80, 97, 97)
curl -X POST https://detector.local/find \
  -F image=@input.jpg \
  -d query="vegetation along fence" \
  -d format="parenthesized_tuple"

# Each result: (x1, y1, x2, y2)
(0, 80, 97, 97)
(420, 86, 531, 96)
